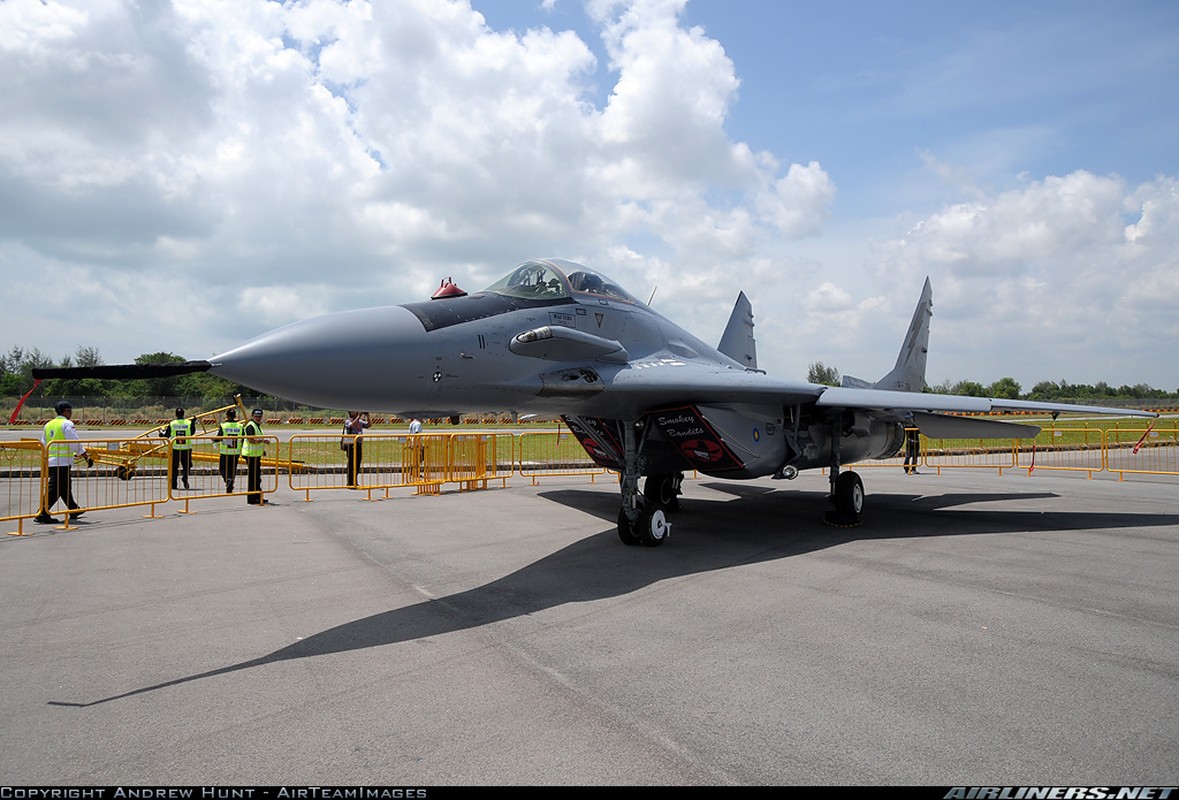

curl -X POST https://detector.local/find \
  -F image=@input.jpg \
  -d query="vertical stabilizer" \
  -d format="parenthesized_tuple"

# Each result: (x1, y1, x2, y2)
(718, 291, 757, 369)
(874, 277, 932, 392)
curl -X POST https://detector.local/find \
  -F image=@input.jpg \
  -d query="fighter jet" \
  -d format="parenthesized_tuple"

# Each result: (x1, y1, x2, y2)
(35, 258, 1155, 545)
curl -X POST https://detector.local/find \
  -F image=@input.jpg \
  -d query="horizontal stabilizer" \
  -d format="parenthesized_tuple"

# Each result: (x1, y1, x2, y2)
(717, 292, 757, 369)
(31, 360, 213, 380)
(911, 412, 1040, 440)
(840, 375, 872, 389)
(509, 326, 629, 363)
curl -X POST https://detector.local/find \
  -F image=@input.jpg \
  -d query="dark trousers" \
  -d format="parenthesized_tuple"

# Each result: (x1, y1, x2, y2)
(219, 454, 239, 491)
(904, 432, 920, 473)
(42, 465, 79, 514)
(346, 440, 363, 486)
(171, 448, 192, 487)
(246, 456, 263, 504)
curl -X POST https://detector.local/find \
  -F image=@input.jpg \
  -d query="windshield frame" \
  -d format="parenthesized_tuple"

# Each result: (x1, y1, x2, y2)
(485, 259, 641, 305)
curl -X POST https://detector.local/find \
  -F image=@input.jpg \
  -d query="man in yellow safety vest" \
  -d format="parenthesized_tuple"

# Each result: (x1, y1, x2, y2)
(163, 407, 198, 490)
(243, 407, 267, 505)
(35, 400, 92, 524)
(216, 408, 243, 493)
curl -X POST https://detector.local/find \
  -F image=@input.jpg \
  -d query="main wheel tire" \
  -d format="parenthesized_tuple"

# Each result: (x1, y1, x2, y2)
(617, 506, 642, 546)
(833, 471, 865, 519)
(644, 473, 681, 512)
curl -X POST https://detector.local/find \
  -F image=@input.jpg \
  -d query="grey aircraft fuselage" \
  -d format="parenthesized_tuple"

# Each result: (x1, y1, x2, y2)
(210, 259, 864, 483)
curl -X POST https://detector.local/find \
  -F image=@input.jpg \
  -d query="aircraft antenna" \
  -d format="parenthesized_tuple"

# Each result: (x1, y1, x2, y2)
(647, 286, 658, 305)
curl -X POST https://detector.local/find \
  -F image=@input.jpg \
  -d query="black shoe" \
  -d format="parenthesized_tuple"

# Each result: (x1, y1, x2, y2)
(227, 484, 234, 493)
(34, 515, 57, 524)
(183, 480, 189, 489)
(67, 509, 84, 519)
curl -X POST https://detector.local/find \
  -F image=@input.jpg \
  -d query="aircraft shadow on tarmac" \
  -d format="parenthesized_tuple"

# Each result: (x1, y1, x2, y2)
(49, 483, 1179, 708)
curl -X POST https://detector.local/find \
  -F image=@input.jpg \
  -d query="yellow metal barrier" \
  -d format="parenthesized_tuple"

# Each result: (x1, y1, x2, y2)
(289, 432, 363, 498)
(158, 435, 283, 510)
(288, 432, 515, 500)
(34, 437, 172, 528)
(517, 429, 607, 484)
(7, 422, 1174, 535)
(403, 433, 450, 494)
(448, 433, 514, 491)
(2, 440, 45, 536)
(1105, 427, 1179, 479)
(146, 435, 282, 507)
(1016, 426, 1105, 477)
(288, 433, 440, 500)
(923, 438, 1019, 475)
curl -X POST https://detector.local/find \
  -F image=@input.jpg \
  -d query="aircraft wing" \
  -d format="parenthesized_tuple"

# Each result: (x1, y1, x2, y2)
(583, 363, 823, 417)
(815, 386, 1157, 419)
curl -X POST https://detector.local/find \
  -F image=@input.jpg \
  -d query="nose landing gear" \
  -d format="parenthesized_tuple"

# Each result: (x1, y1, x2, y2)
(617, 497, 670, 547)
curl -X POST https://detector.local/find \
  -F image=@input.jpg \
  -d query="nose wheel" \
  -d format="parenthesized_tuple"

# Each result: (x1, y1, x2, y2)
(617, 497, 671, 546)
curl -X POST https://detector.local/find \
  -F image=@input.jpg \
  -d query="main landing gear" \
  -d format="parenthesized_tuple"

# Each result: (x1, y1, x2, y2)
(824, 411, 864, 527)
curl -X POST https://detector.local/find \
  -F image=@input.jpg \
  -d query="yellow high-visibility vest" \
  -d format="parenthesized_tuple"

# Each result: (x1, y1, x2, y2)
(218, 421, 243, 455)
(44, 416, 71, 461)
(242, 420, 264, 457)
(170, 418, 194, 450)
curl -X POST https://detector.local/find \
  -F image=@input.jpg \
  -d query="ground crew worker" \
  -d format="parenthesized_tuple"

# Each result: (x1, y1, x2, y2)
(903, 421, 921, 475)
(343, 411, 370, 487)
(34, 400, 92, 524)
(162, 407, 198, 490)
(408, 418, 425, 479)
(243, 408, 266, 505)
(217, 408, 243, 493)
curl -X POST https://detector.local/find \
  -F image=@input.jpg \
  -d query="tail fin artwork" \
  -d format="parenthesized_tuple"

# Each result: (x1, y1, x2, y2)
(717, 291, 757, 370)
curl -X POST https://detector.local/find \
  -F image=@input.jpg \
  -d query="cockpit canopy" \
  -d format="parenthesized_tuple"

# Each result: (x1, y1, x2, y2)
(485, 259, 641, 305)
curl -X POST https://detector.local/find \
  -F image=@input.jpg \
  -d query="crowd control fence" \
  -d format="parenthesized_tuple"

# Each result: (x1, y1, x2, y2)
(516, 429, 608, 483)
(1, 440, 46, 536)
(5, 424, 1178, 535)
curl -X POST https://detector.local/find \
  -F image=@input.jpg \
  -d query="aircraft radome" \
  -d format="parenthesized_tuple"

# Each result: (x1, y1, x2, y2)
(35, 258, 1157, 546)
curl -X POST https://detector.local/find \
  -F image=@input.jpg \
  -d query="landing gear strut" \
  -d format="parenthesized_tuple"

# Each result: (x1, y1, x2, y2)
(825, 411, 864, 527)
(616, 420, 671, 546)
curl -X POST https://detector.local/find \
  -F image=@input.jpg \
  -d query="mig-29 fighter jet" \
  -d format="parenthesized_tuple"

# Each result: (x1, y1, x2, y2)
(36, 259, 1155, 546)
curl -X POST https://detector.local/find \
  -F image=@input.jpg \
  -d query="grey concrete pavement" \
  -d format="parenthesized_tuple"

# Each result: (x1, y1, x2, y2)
(1, 468, 1176, 784)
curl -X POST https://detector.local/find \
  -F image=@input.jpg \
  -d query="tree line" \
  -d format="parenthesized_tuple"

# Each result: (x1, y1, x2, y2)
(806, 361, 1176, 402)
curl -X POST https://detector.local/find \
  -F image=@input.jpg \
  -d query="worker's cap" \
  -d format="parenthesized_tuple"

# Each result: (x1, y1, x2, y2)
(54, 400, 72, 414)
(175, 407, 185, 416)
(225, 409, 236, 419)
(251, 408, 264, 417)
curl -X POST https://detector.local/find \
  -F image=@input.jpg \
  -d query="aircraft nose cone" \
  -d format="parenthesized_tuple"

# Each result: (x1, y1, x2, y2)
(210, 306, 428, 409)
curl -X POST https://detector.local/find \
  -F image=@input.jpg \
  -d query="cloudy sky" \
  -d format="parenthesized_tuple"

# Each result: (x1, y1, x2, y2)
(2, 0, 1176, 393)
